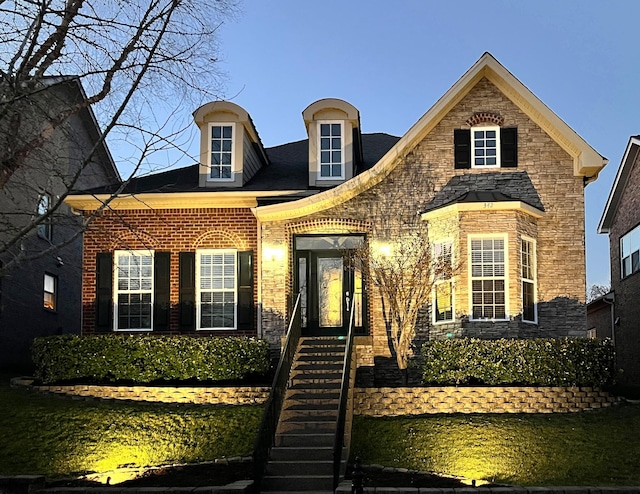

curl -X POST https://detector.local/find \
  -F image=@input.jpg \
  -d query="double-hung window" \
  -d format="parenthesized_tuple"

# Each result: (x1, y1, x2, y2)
(621, 225, 640, 278)
(197, 249, 237, 330)
(43, 273, 57, 311)
(470, 236, 507, 320)
(521, 237, 537, 323)
(114, 250, 154, 331)
(318, 122, 344, 179)
(209, 124, 233, 180)
(433, 240, 454, 323)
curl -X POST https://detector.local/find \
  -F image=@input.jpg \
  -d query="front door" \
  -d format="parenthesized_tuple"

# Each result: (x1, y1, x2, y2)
(294, 235, 365, 336)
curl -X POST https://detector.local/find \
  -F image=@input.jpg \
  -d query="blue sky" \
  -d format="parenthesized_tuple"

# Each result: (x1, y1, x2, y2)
(130, 0, 640, 288)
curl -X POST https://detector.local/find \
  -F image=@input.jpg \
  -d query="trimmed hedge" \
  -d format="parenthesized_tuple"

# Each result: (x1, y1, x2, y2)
(420, 337, 615, 386)
(31, 334, 271, 384)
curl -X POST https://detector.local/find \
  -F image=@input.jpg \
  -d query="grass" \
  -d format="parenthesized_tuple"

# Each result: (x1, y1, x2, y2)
(4, 369, 640, 487)
(350, 406, 640, 486)
(0, 373, 262, 480)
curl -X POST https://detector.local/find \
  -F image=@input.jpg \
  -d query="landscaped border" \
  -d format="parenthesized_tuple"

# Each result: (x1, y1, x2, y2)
(11, 377, 270, 405)
(12, 378, 620, 412)
(354, 386, 621, 415)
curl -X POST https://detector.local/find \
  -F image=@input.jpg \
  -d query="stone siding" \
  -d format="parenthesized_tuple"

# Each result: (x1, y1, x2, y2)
(354, 386, 619, 415)
(260, 77, 588, 359)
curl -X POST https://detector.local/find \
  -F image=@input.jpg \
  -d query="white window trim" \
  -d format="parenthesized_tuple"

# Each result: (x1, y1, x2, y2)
(620, 224, 640, 279)
(432, 239, 455, 325)
(196, 249, 238, 330)
(521, 236, 538, 324)
(468, 233, 509, 321)
(206, 122, 236, 182)
(471, 125, 500, 169)
(44, 272, 57, 311)
(113, 250, 154, 332)
(317, 120, 345, 180)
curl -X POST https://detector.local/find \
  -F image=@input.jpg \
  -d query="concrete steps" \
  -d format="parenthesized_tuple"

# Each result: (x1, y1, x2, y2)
(260, 336, 347, 493)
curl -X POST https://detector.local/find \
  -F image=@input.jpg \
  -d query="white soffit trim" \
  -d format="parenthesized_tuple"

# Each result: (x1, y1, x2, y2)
(64, 190, 312, 211)
(421, 201, 545, 221)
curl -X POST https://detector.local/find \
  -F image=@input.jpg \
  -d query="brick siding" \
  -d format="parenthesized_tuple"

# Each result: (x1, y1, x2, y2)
(82, 208, 257, 336)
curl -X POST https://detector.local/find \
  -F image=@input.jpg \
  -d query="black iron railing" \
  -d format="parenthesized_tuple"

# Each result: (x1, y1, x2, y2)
(252, 293, 302, 491)
(333, 297, 357, 489)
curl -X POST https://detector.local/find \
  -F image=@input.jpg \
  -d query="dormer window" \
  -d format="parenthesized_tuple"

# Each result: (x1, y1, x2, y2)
(209, 124, 233, 180)
(319, 122, 344, 179)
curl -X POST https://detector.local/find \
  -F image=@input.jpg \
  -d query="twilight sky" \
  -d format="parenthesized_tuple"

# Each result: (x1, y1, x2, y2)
(118, 0, 640, 288)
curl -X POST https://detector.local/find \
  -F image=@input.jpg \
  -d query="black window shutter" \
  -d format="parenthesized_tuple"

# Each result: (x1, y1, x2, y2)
(153, 252, 171, 331)
(501, 127, 518, 168)
(237, 250, 254, 330)
(179, 252, 196, 331)
(454, 129, 471, 169)
(96, 252, 113, 332)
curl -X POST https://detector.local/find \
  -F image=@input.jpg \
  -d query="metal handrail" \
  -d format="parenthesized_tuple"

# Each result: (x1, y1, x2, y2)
(252, 293, 302, 491)
(333, 296, 357, 489)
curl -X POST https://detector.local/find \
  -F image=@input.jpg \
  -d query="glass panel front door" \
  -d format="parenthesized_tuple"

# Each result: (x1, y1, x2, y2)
(295, 235, 366, 336)
(318, 256, 343, 327)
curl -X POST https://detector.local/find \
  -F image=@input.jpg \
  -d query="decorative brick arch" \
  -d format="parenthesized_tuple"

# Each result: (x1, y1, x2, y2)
(286, 218, 371, 235)
(193, 229, 248, 250)
(465, 111, 504, 127)
(108, 231, 160, 251)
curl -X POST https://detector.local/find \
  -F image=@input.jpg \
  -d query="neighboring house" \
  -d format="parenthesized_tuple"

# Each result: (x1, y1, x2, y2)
(586, 292, 615, 340)
(597, 135, 640, 388)
(0, 77, 120, 369)
(65, 53, 606, 382)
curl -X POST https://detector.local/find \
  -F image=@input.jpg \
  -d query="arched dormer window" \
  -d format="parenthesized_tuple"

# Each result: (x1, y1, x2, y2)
(302, 98, 362, 187)
(193, 101, 268, 188)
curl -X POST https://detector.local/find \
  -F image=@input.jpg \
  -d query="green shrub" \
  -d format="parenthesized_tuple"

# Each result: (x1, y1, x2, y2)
(420, 338, 614, 387)
(31, 334, 271, 384)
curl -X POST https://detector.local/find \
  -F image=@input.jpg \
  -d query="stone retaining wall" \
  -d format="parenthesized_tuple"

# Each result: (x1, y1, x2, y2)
(11, 378, 270, 405)
(13, 378, 620, 413)
(354, 386, 620, 415)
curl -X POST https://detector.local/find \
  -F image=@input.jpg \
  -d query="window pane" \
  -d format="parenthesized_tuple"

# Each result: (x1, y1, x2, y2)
(212, 126, 221, 138)
(222, 126, 232, 138)
(321, 151, 330, 164)
(321, 138, 330, 150)
(331, 123, 341, 135)
(198, 250, 236, 329)
(320, 124, 330, 136)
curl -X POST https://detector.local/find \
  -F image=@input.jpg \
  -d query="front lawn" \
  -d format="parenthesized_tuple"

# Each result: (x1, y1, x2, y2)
(0, 373, 262, 480)
(351, 405, 640, 486)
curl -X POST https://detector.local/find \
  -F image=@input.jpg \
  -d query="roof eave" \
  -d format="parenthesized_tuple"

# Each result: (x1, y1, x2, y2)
(598, 136, 640, 234)
(64, 190, 311, 211)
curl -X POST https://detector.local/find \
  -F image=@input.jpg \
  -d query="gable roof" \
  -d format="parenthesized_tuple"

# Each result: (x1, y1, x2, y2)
(254, 52, 607, 222)
(46, 76, 121, 184)
(598, 135, 640, 234)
